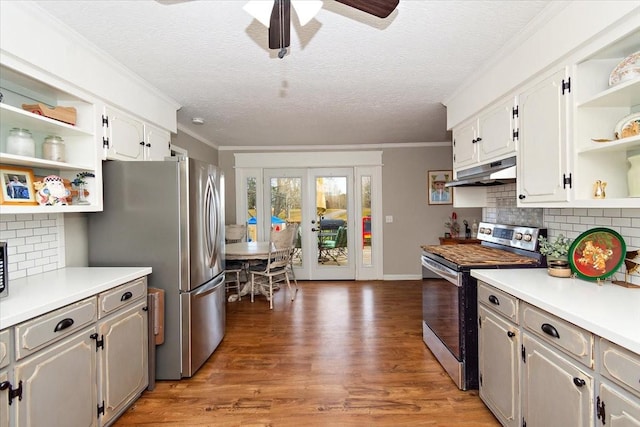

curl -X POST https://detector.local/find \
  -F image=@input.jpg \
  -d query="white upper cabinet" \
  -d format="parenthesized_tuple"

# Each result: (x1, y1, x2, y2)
(517, 66, 571, 205)
(102, 105, 171, 161)
(478, 96, 517, 163)
(453, 96, 517, 172)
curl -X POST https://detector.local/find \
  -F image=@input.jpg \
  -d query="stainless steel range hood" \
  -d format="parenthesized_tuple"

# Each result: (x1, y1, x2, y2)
(446, 156, 516, 187)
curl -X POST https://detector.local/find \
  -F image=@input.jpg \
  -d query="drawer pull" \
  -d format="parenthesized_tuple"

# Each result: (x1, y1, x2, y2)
(541, 323, 560, 339)
(53, 318, 74, 333)
(488, 295, 500, 305)
(120, 291, 133, 301)
(507, 331, 515, 338)
(573, 377, 586, 387)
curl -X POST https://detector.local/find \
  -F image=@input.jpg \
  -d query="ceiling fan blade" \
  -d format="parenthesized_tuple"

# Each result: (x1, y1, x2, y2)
(269, 0, 291, 49)
(335, 0, 399, 18)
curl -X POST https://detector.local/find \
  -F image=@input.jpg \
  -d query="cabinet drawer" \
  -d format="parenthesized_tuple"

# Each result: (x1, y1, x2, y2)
(521, 302, 593, 367)
(98, 277, 147, 318)
(0, 329, 10, 369)
(15, 298, 97, 360)
(600, 338, 640, 397)
(478, 281, 518, 323)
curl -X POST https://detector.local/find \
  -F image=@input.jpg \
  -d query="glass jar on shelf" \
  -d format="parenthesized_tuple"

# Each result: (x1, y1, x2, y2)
(6, 128, 35, 157)
(42, 135, 65, 162)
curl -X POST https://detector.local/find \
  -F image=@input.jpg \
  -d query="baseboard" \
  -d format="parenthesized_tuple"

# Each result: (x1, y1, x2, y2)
(382, 274, 422, 281)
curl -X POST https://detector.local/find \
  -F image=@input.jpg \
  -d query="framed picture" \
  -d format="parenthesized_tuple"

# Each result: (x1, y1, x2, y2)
(0, 166, 37, 205)
(428, 170, 453, 205)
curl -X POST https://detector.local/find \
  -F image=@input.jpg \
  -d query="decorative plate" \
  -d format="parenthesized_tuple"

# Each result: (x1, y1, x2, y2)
(609, 51, 640, 86)
(614, 112, 640, 140)
(568, 228, 626, 281)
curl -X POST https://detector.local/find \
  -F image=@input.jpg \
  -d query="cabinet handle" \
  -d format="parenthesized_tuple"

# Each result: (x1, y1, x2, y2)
(488, 295, 500, 305)
(518, 194, 526, 200)
(53, 318, 74, 333)
(573, 377, 586, 387)
(120, 291, 133, 301)
(541, 323, 560, 339)
(475, 137, 482, 142)
(507, 331, 515, 338)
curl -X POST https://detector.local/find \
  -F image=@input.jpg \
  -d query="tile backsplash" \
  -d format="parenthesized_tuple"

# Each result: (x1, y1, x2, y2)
(485, 184, 640, 285)
(0, 213, 64, 280)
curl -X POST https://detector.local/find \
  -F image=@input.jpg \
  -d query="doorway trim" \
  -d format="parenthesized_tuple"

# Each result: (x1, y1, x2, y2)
(234, 151, 383, 280)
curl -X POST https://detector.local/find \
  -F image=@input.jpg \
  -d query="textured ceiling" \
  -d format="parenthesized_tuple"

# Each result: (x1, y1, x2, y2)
(34, 0, 551, 149)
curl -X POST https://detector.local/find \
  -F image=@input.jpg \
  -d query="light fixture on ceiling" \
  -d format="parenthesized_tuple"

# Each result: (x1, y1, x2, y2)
(192, 117, 205, 125)
(244, 0, 322, 58)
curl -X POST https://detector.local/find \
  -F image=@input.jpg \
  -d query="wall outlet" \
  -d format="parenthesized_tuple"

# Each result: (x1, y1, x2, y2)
(385, 215, 393, 223)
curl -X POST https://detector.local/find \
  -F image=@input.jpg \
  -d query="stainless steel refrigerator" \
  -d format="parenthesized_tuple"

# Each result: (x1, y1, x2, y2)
(88, 157, 225, 379)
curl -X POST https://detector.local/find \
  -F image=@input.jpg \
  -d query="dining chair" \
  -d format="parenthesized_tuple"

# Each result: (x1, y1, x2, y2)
(224, 224, 247, 300)
(249, 246, 295, 309)
(271, 224, 299, 288)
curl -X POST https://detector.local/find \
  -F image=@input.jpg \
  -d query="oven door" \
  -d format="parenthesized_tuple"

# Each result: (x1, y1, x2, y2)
(421, 254, 466, 389)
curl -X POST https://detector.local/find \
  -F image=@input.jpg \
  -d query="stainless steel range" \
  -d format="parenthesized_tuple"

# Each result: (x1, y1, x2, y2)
(421, 222, 546, 390)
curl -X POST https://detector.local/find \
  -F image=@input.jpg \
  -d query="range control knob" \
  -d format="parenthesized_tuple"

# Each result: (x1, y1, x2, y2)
(484, 228, 492, 235)
(515, 232, 523, 240)
(523, 233, 533, 242)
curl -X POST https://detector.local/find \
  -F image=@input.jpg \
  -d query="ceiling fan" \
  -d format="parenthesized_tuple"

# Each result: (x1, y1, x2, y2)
(244, 0, 399, 57)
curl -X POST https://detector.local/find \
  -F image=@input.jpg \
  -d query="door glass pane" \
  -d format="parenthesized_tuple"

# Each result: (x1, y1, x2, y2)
(270, 177, 302, 266)
(316, 176, 348, 266)
(361, 175, 372, 267)
(246, 177, 257, 241)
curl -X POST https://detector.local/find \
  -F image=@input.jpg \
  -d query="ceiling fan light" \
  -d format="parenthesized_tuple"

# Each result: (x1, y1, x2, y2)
(291, 0, 322, 26)
(243, 0, 273, 27)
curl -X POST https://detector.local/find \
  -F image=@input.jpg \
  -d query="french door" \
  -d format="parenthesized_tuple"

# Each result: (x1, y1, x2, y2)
(263, 168, 355, 280)
(235, 150, 383, 281)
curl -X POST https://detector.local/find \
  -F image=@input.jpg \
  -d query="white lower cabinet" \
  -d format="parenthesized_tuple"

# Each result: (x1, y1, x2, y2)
(97, 299, 148, 426)
(597, 382, 640, 426)
(13, 327, 99, 427)
(522, 333, 594, 427)
(478, 281, 640, 427)
(0, 369, 9, 427)
(478, 305, 520, 427)
(1, 277, 148, 427)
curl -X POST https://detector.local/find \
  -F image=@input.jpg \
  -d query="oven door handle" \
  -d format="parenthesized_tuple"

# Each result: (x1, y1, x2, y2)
(422, 255, 461, 287)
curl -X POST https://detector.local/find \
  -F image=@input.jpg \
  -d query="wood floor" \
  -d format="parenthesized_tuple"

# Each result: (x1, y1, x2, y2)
(114, 280, 499, 426)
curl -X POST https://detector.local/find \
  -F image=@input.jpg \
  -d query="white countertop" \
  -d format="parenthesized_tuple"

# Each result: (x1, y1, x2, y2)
(471, 269, 640, 355)
(0, 267, 152, 329)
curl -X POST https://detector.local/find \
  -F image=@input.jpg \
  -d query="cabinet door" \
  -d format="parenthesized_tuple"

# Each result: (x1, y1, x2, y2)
(598, 382, 640, 427)
(478, 306, 520, 427)
(522, 333, 593, 427)
(98, 300, 148, 426)
(453, 119, 479, 169)
(517, 67, 570, 204)
(478, 96, 516, 163)
(14, 327, 98, 427)
(0, 370, 9, 427)
(104, 105, 145, 161)
(144, 123, 171, 161)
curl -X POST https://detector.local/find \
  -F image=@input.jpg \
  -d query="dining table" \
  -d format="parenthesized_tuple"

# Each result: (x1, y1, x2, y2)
(224, 241, 275, 301)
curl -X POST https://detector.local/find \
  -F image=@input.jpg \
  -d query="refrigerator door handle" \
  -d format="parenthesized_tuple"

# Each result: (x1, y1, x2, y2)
(204, 175, 220, 268)
(193, 274, 225, 297)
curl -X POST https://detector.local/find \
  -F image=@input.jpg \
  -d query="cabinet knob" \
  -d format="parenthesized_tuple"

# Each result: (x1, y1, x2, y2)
(507, 331, 516, 338)
(573, 377, 586, 387)
(472, 138, 477, 144)
(475, 137, 482, 142)
(518, 194, 526, 200)
(139, 141, 145, 146)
